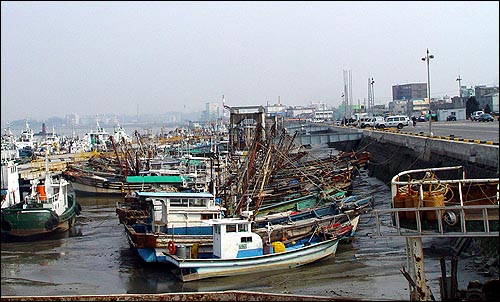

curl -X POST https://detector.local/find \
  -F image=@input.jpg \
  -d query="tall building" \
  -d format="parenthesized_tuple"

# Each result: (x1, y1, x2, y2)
(66, 113, 80, 126)
(392, 83, 427, 101)
(201, 102, 221, 121)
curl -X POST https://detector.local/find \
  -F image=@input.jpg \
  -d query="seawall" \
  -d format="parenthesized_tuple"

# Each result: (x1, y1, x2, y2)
(329, 129, 499, 184)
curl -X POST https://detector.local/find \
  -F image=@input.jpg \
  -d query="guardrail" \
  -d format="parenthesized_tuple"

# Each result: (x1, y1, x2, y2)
(372, 204, 499, 238)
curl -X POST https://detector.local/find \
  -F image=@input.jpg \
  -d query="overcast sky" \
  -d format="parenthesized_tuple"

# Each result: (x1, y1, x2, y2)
(1, 1, 499, 122)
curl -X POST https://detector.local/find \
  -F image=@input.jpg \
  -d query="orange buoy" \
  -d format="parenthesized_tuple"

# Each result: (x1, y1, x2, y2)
(423, 192, 445, 220)
(36, 185, 46, 201)
(167, 240, 177, 255)
(393, 193, 406, 220)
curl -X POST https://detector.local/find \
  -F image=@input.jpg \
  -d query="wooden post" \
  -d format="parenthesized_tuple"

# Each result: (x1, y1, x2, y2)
(440, 257, 448, 301)
(407, 237, 430, 301)
(450, 256, 458, 300)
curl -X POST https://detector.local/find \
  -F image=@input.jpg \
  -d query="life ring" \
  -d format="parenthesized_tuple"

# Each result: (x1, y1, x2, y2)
(167, 240, 177, 255)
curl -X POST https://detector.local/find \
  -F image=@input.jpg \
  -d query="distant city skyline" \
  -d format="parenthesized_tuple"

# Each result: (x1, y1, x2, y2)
(2, 1, 499, 121)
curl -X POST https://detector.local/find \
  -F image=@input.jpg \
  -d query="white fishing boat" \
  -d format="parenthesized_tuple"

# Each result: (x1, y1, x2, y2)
(81, 118, 110, 152)
(117, 191, 225, 263)
(162, 216, 341, 282)
(15, 120, 36, 151)
(111, 122, 132, 144)
(1, 123, 19, 162)
(1, 159, 21, 209)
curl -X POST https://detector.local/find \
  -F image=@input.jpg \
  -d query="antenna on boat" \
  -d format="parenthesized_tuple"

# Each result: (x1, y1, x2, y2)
(45, 142, 50, 175)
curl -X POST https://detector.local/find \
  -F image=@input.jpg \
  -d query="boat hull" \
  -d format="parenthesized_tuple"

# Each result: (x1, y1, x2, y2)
(1, 192, 80, 239)
(71, 181, 146, 195)
(164, 237, 340, 282)
(124, 223, 214, 262)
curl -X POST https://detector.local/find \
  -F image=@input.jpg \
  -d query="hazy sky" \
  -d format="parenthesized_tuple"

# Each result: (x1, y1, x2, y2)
(2, 1, 499, 122)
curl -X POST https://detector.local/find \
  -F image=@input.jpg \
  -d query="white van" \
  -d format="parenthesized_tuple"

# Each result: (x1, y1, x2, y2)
(378, 115, 409, 129)
(470, 111, 484, 121)
(368, 116, 385, 128)
(359, 117, 374, 128)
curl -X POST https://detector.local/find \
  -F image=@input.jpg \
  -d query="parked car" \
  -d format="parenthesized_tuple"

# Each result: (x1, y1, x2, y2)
(470, 110, 484, 121)
(359, 117, 373, 128)
(377, 115, 409, 129)
(446, 115, 457, 121)
(477, 113, 494, 122)
(368, 116, 385, 128)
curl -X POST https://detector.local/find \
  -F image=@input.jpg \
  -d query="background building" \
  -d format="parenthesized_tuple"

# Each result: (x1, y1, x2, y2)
(201, 102, 221, 121)
(392, 83, 427, 101)
(475, 86, 499, 113)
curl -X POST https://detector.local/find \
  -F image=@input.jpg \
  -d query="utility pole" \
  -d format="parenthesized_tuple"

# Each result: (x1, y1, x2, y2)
(368, 78, 375, 116)
(456, 75, 463, 108)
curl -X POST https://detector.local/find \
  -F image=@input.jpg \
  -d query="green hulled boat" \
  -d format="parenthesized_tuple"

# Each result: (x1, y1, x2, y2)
(1, 171, 81, 239)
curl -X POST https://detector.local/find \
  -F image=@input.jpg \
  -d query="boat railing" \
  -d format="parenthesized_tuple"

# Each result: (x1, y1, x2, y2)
(372, 204, 499, 238)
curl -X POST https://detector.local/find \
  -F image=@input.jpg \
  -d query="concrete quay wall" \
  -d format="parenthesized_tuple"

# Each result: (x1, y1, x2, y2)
(329, 129, 499, 184)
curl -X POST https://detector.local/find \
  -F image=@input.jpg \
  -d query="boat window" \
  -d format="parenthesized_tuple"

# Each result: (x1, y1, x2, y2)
(241, 236, 252, 243)
(201, 214, 214, 220)
(214, 225, 220, 234)
(170, 198, 188, 206)
(189, 198, 205, 207)
(238, 224, 248, 232)
(226, 224, 236, 233)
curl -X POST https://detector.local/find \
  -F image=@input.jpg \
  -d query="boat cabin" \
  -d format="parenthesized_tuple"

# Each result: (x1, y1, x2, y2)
(137, 191, 225, 235)
(207, 218, 263, 259)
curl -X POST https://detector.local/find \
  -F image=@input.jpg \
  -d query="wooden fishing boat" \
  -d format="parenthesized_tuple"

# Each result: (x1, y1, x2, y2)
(63, 165, 192, 196)
(254, 188, 348, 217)
(251, 194, 373, 244)
(162, 217, 341, 282)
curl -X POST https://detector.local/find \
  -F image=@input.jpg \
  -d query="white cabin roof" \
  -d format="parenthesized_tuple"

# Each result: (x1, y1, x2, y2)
(137, 191, 214, 199)
(204, 218, 253, 226)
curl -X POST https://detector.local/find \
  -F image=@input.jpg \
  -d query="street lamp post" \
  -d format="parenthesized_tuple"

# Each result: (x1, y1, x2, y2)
(342, 93, 346, 125)
(422, 49, 434, 135)
(457, 75, 463, 108)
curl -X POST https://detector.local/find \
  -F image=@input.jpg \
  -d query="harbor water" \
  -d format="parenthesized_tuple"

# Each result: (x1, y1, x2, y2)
(1, 163, 494, 300)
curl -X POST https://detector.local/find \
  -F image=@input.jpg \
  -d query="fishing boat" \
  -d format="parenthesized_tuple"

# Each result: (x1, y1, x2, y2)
(81, 118, 110, 152)
(1, 156, 82, 239)
(118, 191, 225, 263)
(62, 166, 188, 196)
(162, 216, 341, 282)
(251, 194, 373, 244)
(1, 159, 21, 209)
(2, 123, 22, 162)
(15, 120, 36, 151)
